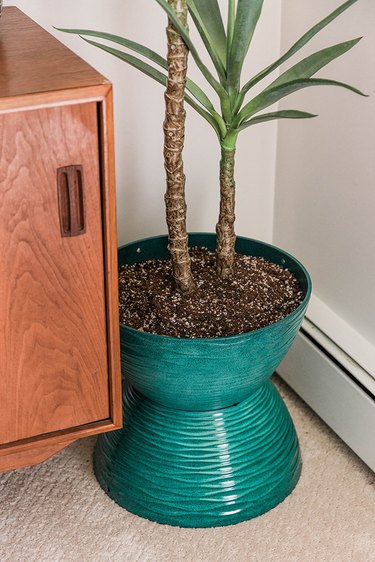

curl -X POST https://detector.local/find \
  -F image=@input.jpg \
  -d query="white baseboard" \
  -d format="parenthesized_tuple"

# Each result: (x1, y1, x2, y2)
(307, 294, 375, 377)
(278, 320, 375, 472)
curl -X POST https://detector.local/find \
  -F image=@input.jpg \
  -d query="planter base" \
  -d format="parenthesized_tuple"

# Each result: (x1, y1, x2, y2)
(94, 380, 301, 528)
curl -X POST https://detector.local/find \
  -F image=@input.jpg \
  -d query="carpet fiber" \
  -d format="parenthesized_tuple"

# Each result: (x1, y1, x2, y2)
(0, 376, 374, 562)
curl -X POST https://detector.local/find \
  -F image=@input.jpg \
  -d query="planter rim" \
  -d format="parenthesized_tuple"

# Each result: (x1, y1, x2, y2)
(118, 232, 312, 343)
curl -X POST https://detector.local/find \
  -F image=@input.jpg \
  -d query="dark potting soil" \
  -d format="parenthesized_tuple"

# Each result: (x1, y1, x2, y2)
(118, 247, 304, 338)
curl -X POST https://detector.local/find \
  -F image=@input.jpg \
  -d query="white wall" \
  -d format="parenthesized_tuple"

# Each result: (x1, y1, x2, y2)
(274, 0, 375, 373)
(4, 0, 282, 246)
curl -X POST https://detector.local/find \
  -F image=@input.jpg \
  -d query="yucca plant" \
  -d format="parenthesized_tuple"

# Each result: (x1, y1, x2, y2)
(60, 0, 365, 282)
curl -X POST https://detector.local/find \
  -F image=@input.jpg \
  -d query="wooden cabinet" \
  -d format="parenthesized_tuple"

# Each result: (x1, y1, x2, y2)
(0, 7, 121, 471)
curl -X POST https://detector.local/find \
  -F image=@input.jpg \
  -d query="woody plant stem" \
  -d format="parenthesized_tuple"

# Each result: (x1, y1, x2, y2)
(216, 131, 239, 279)
(163, 0, 195, 293)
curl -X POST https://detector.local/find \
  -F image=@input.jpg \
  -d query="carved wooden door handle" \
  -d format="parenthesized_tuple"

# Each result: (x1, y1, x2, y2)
(57, 165, 86, 237)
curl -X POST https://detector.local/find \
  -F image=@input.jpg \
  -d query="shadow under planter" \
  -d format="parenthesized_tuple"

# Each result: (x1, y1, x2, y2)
(94, 233, 312, 527)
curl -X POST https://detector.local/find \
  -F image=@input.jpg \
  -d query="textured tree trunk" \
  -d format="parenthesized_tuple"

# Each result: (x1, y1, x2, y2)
(216, 148, 236, 278)
(163, 0, 195, 294)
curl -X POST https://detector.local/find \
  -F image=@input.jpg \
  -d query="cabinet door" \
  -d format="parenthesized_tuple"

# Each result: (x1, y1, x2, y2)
(0, 103, 110, 444)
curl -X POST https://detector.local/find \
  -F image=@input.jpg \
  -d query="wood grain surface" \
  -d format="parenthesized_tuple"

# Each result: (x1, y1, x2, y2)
(97, 88, 122, 429)
(0, 7, 108, 99)
(0, 439, 75, 473)
(0, 103, 110, 444)
(0, 7, 121, 470)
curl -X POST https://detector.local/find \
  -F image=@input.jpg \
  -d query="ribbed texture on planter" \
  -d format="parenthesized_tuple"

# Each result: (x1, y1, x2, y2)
(95, 381, 301, 527)
(94, 234, 311, 527)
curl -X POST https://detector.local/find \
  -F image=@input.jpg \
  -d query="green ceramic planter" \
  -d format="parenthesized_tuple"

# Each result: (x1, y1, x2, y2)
(94, 233, 311, 527)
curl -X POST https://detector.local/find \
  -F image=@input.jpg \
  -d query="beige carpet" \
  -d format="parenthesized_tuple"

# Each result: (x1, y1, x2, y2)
(0, 376, 374, 562)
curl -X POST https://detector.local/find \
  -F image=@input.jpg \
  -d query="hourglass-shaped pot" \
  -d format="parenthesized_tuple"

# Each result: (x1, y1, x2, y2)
(94, 233, 311, 527)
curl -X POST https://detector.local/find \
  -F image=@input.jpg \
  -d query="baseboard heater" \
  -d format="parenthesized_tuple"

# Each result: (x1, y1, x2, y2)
(277, 318, 375, 472)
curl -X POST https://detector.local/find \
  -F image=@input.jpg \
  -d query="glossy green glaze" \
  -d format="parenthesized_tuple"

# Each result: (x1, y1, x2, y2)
(94, 234, 311, 527)
(117, 234, 310, 411)
(95, 381, 301, 527)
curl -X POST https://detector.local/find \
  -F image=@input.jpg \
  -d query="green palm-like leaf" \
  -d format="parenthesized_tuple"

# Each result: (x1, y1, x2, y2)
(59, 0, 365, 146)
(227, 0, 264, 95)
(154, 0, 227, 99)
(234, 77, 367, 127)
(238, 110, 317, 130)
(56, 27, 167, 68)
(57, 27, 223, 122)
(185, 80, 223, 121)
(79, 38, 166, 88)
(80, 37, 224, 138)
(227, 0, 236, 67)
(269, 37, 362, 89)
(235, 0, 360, 112)
(185, 96, 225, 139)
(187, 0, 227, 77)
